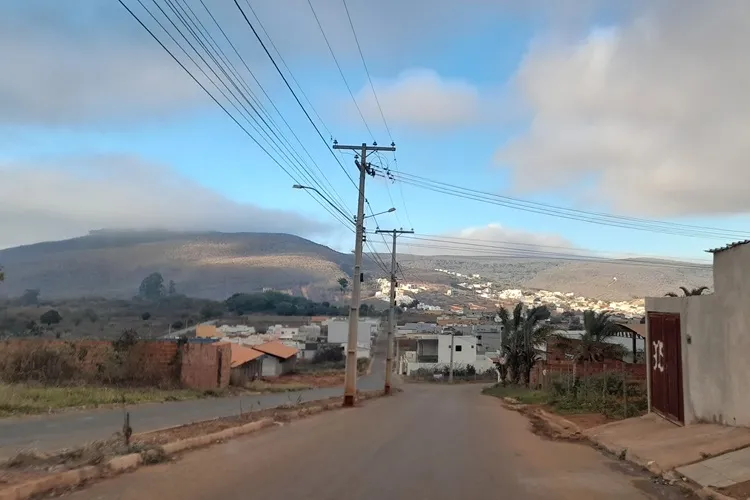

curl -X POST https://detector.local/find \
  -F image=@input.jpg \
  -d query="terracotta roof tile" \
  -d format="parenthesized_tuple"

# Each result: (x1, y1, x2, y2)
(229, 345, 264, 368)
(253, 341, 298, 360)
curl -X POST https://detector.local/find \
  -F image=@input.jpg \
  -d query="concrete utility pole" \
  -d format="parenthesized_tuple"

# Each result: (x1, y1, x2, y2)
(449, 327, 456, 384)
(375, 228, 414, 394)
(332, 141, 396, 406)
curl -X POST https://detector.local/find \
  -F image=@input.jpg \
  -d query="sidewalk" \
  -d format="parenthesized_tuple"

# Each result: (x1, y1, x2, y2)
(585, 413, 750, 497)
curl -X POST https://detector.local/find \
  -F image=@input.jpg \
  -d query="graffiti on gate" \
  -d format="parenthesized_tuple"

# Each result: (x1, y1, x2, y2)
(652, 340, 665, 372)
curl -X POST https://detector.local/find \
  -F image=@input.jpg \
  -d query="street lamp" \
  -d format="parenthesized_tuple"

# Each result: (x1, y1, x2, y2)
(292, 184, 352, 222)
(364, 207, 396, 219)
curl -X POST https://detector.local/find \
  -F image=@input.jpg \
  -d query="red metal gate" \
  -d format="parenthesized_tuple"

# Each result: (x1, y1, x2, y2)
(648, 313, 684, 424)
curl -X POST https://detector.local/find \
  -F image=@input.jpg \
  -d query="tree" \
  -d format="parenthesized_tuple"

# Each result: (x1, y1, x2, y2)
(25, 320, 43, 336)
(168, 280, 177, 296)
(0, 265, 4, 282)
(558, 310, 624, 363)
(200, 302, 224, 320)
(40, 309, 62, 327)
(141, 312, 151, 321)
(20, 289, 40, 306)
(338, 278, 349, 293)
(171, 320, 184, 330)
(138, 273, 165, 301)
(665, 286, 709, 297)
(498, 303, 554, 386)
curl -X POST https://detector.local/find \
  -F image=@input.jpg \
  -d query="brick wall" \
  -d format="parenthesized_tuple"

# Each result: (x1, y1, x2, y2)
(179, 342, 231, 390)
(530, 360, 646, 387)
(0, 339, 239, 389)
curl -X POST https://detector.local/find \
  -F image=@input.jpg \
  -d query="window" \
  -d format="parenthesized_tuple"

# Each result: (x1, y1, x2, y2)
(477, 335, 482, 340)
(455, 345, 462, 352)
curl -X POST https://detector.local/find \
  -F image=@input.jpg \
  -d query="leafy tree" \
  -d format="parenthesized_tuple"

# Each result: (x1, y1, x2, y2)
(168, 280, 177, 296)
(498, 303, 554, 386)
(138, 272, 165, 301)
(171, 320, 184, 330)
(0, 265, 4, 282)
(141, 312, 151, 321)
(338, 278, 349, 293)
(40, 309, 62, 326)
(200, 302, 224, 320)
(83, 308, 99, 323)
(665, 286, 709, 297)
(20, 289, 40, 306)
(25, 320, 43, 336)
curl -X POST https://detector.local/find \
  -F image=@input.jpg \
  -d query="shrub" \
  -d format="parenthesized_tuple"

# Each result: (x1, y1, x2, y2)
(0, 344, 77, 384)
(312, 346, 344, 364)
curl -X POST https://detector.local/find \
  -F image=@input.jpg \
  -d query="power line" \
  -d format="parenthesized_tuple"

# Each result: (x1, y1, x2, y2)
(383, 170, 749, 240)
(158, 0, 347, 218)
(307, 0, 374, 141)
(194, 0, 350, 213)
(342, 0, 392, 140)
(118, 0, 352, 230)
(233, 0, 358, 190)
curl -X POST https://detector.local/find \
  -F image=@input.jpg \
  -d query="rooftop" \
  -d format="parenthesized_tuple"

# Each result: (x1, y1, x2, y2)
(706, 240, 750, 254)
(253, 341, 298, 360)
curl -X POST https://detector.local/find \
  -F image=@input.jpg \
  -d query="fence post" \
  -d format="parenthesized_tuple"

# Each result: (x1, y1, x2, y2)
(622, 362, 628, 418)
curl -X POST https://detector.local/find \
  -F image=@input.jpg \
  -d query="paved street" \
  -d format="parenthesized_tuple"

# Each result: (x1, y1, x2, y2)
(0, 334, 388, 459)
(68, 384, 688, 500)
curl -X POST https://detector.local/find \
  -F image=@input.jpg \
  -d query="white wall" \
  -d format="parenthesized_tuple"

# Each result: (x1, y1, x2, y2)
(326, 319, 376, 346)
(646, 242, 750, 426)
(438, 335, 477, 365)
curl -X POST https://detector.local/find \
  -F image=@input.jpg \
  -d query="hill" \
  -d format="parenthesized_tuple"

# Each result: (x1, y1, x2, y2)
(0, 230, 358, 301)
(398, 255, 713, 301)
(0, 231, 714, 302)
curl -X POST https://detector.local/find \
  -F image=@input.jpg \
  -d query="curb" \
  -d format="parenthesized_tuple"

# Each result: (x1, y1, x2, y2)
(0, 390, 392, 500)
(0, 418, 274, 500)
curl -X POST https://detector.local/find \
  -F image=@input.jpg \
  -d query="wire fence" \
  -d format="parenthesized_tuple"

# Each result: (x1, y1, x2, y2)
(535, 362, 648, 419)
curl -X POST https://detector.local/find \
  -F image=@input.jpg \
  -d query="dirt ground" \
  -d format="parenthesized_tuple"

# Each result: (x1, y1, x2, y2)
(554, 410, 611, 429)
(276, 372, 344, 388)
(719, 479, 750, 499)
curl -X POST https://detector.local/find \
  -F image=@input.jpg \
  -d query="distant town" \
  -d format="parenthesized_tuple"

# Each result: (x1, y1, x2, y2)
(372, 267, 644, 320)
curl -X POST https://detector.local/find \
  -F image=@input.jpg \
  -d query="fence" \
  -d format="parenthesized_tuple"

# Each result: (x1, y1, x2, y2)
(532, 361, 648, 419)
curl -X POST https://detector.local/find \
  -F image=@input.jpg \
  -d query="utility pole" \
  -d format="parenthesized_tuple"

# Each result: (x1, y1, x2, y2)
(375, 228, 414, 394)
(449, 327, 456, 384)
(332, 141, 396, 406)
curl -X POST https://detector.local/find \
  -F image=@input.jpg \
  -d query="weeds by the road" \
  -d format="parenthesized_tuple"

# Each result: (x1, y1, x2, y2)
(243, 380, 313, 393)
(483, 371, 648, 420)
(0, 383, 215, 417)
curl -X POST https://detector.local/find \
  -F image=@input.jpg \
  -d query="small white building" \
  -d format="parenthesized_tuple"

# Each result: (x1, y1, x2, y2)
(326, 318, 378, 346)
(398, 333, 494, 375)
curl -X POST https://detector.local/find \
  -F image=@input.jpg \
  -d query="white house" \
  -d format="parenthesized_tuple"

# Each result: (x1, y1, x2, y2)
(397, 333, 494, 375)
(326, 318, 378, 346)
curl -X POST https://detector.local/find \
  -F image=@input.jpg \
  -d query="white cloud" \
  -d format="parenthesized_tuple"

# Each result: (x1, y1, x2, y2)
(0, 155, 331, 248)
(405, 223, 579, 256)
(496, 1, 750, 217)
(352, 69, 482, 131)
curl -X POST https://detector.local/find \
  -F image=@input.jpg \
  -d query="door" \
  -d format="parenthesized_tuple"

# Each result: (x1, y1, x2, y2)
(648, 313, 684, 424)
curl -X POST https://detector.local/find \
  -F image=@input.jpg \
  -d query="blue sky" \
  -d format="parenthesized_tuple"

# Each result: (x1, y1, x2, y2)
(1, 0, 747, 264)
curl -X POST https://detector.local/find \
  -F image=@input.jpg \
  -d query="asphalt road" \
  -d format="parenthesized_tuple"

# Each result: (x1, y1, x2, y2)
(67, 384, 690, 500)
(0, 333, 389, 459)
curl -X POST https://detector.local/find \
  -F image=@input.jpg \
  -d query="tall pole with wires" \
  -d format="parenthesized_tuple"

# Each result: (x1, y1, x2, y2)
(375, 228, 413, 394)
(333, 141, 396, 406)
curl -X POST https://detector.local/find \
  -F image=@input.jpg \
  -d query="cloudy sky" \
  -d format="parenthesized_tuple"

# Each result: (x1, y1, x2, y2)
(1, 0, 747, 261)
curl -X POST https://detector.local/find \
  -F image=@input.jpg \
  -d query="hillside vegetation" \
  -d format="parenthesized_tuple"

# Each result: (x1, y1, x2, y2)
(0, 230, 357, 301)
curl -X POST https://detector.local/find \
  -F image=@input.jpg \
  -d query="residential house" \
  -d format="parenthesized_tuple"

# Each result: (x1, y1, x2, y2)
(644, 240, 749, 426)
(253, 341, 298, 377)
(326, 318, 378, 346)
(228, 344, 265, 385)
(397, 333, 494, 375)
(473, 324, 503, 351)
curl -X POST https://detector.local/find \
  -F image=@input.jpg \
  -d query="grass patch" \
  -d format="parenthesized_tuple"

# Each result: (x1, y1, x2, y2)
(242, 381, 313, 393)
(482, 384, 552, 405)
(0, 383, 212, 417)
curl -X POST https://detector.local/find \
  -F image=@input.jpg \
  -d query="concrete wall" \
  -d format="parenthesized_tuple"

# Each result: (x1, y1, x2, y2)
(646, 242, 750, 426)
(438, 335, 477, 365)
(326, 319, 374, 345)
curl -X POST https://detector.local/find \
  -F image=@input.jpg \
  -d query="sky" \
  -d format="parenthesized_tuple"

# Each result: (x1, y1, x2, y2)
(1, 0, 749, 264)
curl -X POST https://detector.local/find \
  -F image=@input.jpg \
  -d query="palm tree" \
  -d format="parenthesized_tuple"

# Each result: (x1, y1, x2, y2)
(575, 310, 623, 362)
(498, 303, 554, 386)
(664, 286, 709, 297)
